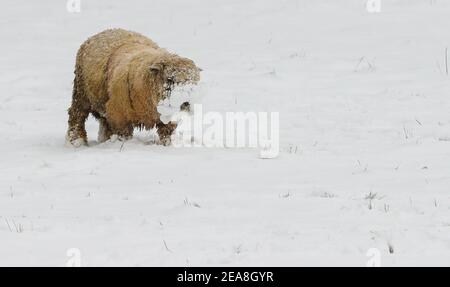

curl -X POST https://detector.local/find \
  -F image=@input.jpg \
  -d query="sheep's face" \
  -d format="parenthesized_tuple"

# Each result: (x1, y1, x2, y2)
(150, 55, 201, 100)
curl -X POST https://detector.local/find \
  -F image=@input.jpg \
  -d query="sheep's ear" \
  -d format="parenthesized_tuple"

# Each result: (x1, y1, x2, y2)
(149, 64, 161, 73)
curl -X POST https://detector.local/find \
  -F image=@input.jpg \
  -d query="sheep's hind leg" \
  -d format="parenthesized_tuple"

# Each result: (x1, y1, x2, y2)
(66, 105, 89, 147)
(66, 71, 90, 147)
(97, 118, 113, 143)
(66, 103, 90, 147)
(113, 125, 134, 142)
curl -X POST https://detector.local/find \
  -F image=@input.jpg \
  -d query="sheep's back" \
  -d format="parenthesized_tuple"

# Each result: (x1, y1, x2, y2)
(76, 28, 159, 108)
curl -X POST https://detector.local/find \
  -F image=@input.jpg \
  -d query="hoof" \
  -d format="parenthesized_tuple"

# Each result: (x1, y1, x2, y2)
(108, 134, 132, 143)
(65, 136, 88, 148)
(65, 130, 87, 147)
(180, 102, 191, 112)
(159, 137, 172, 146)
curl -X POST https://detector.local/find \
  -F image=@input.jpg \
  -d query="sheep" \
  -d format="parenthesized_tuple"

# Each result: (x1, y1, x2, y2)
(66, 28, 200, 147)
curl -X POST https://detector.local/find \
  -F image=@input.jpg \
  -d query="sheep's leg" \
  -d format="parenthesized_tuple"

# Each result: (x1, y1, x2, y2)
(114, 125, 134, 141)
(67, 106, 89, 147)
(156, 121, 177, 146)
(154, 102, 188, 146)
(66, 74, 90, 147)
(118, 126, 134, 140)
(98, 117, 113, 143)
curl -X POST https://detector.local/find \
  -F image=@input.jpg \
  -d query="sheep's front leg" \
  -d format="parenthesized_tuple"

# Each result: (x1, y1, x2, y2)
(156, 121, 177, 146)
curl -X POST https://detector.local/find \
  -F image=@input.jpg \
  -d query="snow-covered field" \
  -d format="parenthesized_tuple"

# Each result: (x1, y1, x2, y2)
(1, 0, 450, 266)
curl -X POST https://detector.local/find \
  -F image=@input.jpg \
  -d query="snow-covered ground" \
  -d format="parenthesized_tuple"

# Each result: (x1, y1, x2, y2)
(1, 0, 450, 266)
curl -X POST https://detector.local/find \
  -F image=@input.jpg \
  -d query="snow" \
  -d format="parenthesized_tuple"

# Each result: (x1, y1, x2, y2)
(1, 0, 450, 266)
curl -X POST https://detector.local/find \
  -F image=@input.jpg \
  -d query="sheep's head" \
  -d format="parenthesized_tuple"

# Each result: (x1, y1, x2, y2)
(150, 54, 201, 101)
